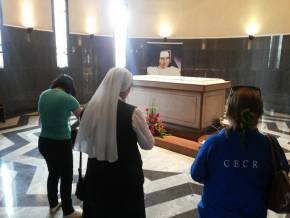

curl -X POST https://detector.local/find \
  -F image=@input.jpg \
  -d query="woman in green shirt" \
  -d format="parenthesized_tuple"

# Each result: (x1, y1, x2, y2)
(38, 74, 82, 218)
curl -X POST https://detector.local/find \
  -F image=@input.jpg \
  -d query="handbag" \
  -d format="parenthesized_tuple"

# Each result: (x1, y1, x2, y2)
(75, 151, 85, 201)
(267, 134, 290, 213)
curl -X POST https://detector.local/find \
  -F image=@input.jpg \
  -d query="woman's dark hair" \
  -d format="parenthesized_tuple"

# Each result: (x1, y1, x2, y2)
(226, 87, 263, 132)
(50, 74, 76, 96)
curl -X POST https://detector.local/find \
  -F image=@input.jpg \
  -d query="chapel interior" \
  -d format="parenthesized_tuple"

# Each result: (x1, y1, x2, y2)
(0, 0, 290, 217)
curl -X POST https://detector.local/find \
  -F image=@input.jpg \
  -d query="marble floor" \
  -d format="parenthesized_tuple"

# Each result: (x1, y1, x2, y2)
(0, 112, 290, 218)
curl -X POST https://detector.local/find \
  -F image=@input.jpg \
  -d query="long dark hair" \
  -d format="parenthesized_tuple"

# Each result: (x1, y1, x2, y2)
(225, 87, 263, 149)
(226, 87, 263, 131)
(50, 74, 76, 97)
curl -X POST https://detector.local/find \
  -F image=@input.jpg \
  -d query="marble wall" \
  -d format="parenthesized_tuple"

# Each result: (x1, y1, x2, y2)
(0, 26, 57, 116)
(68, 34, 115, 103)
(0, 26, 115, 116)
(127, 36, 290, 114)
(0, 26, 289, 116)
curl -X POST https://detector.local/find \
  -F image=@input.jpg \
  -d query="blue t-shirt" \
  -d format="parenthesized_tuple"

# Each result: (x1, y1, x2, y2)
(191, 129, 288, 218)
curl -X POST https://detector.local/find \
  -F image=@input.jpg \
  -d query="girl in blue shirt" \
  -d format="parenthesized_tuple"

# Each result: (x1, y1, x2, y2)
(191, 86, 289, 218)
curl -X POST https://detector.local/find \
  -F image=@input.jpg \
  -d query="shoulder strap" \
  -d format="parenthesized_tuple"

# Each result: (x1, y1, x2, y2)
(75, 115, 82, 178)
(266, 134, 279, 174)
(78, 151, 82, 178)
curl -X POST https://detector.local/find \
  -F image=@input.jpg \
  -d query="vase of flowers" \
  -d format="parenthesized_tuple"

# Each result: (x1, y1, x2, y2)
(145, 104, 169, 138)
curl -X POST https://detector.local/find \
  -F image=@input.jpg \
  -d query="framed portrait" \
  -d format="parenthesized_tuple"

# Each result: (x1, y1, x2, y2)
(146, 42, 183, 76)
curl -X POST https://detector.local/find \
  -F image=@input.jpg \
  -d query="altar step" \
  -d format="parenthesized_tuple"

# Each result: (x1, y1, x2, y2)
(154, 135, 202, 157)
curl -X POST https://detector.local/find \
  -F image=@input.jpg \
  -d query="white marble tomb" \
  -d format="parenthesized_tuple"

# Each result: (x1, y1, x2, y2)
(127, 75, 231, 130)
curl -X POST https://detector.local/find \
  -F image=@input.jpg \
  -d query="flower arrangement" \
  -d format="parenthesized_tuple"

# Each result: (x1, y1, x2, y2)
(145, 104, 169, 137)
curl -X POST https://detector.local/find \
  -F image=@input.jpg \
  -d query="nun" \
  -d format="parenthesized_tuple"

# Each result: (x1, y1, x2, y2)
(74, 67, 154, 218)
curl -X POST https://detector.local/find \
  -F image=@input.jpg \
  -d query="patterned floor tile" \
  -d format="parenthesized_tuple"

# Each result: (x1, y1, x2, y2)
(0, 112, 290, 217)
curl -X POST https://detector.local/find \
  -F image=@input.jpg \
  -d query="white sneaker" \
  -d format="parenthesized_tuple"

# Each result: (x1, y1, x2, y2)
(50, 202, 62, 214)
(63, 210, 82, 218)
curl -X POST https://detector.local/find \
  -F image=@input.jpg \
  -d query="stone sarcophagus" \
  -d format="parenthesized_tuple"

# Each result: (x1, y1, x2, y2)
(127, 75, 231, 138)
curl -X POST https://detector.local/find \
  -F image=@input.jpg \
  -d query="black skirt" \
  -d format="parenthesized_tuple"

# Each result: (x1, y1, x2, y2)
(82, 158, 146, 218)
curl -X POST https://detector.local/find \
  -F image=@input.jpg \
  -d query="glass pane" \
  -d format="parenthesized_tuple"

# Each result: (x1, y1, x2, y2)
(0, 53, 4, 68)
(111, 1, 128, 68)
(53, 0, 68, 68)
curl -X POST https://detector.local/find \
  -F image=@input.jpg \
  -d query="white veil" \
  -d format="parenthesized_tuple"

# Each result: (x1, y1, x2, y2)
(74, 68, 133, 162)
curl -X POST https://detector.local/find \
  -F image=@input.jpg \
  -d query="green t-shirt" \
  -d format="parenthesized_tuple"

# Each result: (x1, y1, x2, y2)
(38, 89, 80, 140)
